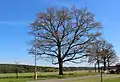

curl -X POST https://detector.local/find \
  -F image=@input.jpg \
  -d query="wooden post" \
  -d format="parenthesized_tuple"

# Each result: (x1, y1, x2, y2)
(101, 67, 103, 82)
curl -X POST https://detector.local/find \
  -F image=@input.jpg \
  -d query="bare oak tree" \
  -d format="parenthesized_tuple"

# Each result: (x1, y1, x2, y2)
(28, 6, 101, 75)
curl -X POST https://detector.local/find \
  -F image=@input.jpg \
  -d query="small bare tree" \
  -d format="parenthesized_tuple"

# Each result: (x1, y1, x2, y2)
(100, 43, 118, 70)
(88, 40, 118, 71)
(28, 6, 101, 75)
(88, 40, 103, 72)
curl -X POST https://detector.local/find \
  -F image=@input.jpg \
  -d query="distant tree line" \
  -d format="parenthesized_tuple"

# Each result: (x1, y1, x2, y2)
(63, 67, 94, 71)
(0, 64, 58, 73)
(0, 64, 95, 73)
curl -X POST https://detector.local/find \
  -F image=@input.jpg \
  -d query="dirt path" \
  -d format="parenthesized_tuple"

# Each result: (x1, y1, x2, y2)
(28, 74, 100, 82)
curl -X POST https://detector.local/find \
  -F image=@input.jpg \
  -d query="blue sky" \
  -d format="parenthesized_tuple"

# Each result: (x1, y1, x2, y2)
(0, 0, 120, 67)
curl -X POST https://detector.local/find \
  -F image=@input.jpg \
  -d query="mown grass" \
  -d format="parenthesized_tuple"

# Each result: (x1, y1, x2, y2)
(65, 74, 120, 82)
(0, 70, 98, 82)
(104, 78, 120, 82)
(65, 78, 120, 82)
(1, 76, 120, 82)
(0, 72, 120, 82)
(65, 77, 100, 82)
(0, 78, 30, 82)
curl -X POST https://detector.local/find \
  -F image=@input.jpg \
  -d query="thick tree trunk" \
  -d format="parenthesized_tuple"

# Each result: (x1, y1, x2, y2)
(58, 43, 63, 75)
(94, 63, 96, 72)
(97, 60, 100, 72)
(58, 59, 63, 75)
(107, 59, 110, 70)
(103, 57, 106, 71)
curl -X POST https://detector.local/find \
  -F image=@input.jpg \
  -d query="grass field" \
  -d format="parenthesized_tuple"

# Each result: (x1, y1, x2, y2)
(65, 77, 120, 82)
(0, 71, 97, 78)
(0, 70, 98, 82)
(0, 71, 120, 82)
(65, 74, 120, 82)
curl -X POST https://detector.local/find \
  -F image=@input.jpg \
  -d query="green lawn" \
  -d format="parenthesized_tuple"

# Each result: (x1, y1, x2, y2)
(1, 76, 120, 82)
(65, 74, 120, 82)
(104, 78, 120, 82)
(0, 71, 98, 82)
(0, 78, 30, 82)
(0, 72, 120, 82)
(65, 78, 120, 82)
